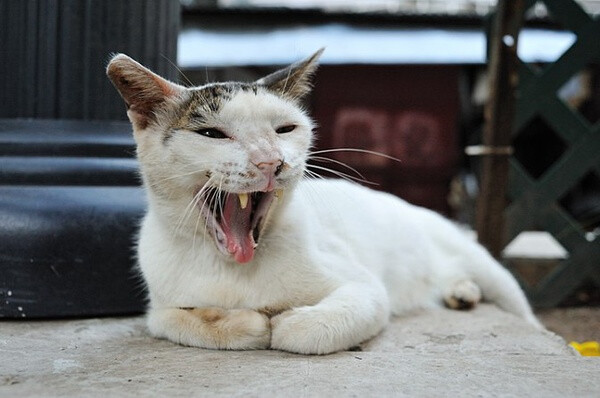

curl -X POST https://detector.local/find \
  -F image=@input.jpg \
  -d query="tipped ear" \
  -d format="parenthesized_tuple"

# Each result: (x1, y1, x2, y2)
(256, 48, 324, 101)
(106, 53, 185, 130)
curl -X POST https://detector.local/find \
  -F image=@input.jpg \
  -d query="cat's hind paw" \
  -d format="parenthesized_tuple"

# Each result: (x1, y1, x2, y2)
(444, 280, 481, 310)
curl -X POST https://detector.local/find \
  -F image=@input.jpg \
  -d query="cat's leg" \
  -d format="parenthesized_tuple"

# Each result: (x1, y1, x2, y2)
(147, 307, 271, 350)
(443, 279, 482, 310)
(270, 283, 390, 355)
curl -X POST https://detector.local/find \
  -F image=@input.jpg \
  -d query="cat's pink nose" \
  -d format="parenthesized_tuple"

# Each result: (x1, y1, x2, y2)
(255, 160, 284, 177)
(254, 160, 284, 191)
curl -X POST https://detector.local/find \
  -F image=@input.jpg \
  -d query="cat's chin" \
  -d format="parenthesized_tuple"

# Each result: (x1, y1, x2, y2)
(197, 188, 281, 264)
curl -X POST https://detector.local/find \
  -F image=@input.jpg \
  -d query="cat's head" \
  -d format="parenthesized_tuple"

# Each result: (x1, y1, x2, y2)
(107, 50, 322, 264)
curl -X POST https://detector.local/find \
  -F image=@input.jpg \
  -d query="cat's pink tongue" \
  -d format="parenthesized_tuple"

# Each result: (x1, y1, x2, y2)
(222, 194, 254, 264)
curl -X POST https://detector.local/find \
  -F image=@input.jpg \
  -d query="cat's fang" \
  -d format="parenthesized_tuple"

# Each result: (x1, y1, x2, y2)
(238, 193, 249, 209)
(275, 189, 284, 199)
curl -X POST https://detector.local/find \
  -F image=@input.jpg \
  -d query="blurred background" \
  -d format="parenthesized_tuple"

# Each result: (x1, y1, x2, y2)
(178, 0, 599, 225)
(0, 1, 598, 332)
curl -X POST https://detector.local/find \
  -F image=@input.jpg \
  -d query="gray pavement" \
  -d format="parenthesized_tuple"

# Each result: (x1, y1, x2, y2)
(1, 304, 599, 397)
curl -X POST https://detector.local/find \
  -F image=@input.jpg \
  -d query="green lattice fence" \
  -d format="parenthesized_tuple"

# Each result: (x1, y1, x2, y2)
(505, 0, 600, 307)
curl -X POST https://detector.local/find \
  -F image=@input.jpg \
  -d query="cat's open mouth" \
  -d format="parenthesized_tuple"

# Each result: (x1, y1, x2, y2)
(198, 188, 278, 264)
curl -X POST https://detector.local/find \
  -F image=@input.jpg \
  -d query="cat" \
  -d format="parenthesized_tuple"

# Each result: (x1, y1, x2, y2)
(106, 49, 542, 355)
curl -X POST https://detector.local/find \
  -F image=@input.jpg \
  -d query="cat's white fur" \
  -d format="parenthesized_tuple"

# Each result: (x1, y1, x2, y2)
(107, 51, 541, 355)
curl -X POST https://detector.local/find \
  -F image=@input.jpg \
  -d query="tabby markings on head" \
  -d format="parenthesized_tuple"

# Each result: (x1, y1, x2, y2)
(163, 82, 265, 145)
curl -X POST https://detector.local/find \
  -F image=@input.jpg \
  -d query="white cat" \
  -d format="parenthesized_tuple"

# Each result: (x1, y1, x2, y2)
(106, 50, 541, 355)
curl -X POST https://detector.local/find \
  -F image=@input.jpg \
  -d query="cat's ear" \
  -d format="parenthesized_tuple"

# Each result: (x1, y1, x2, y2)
(257, 48, 324, 101)
(106, 54, 186, 130)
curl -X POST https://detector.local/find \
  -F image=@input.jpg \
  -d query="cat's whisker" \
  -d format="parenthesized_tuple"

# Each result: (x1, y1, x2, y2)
(217, 177, 226, 226)
(201, 177, 225, 253)
(303, 168, 324, 181)
(174, 186, 204, 238)
(192, 203, 204, 254)
(301, 169, 358, 219)
(160, 53, 195, 88)
(174, 191, 200, 232)
(198, 182, 219, 230)
(308, 148, 402, 164)
(150, 163, 213, 185)
(192, 182, 218, 253)
(202, 185, 221, 249)
(306, 164, 378, 186)
(305, 159, 374, 210)
(305, 147, 400, 187)
(281, 66, 293, 97)
(307, 156, 366, 180)
(205, 66, 211, 85)
(174, 177, 216, 237)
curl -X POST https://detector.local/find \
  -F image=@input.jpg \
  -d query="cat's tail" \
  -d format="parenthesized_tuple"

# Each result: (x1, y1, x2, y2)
(423, 208, 542, 328)
(463, 242, 543, 329)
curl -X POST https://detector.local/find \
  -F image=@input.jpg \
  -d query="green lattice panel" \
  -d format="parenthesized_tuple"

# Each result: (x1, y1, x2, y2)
(502, 0, 600, 307)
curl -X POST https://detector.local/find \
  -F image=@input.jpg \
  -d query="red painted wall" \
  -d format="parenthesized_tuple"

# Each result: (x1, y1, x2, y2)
(312, 65, 461, 215)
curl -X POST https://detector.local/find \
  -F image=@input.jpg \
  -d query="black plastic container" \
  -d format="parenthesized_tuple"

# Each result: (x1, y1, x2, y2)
(0, 119, 147, 318)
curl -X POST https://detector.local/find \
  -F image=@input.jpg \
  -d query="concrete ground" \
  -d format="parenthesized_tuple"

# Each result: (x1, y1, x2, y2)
(1, 304, 599, 397)
(537, 307, 600, 343)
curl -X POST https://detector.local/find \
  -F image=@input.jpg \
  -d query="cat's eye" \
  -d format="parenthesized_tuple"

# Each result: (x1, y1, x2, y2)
(195, 128, 228, 139)
(276, 125, 296, 134)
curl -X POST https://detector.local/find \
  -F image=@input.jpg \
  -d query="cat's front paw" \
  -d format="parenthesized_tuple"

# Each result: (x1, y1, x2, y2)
(148, 307, 271, 350)
(221, 308, 272, 350)
(270, 308, 346, 355)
